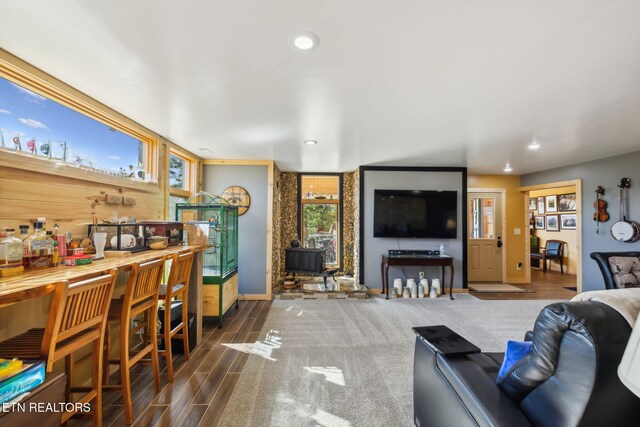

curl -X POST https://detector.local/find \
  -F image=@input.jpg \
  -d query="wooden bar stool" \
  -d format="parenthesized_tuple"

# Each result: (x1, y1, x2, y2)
(0, 269, 118, 426)
(102, 257, 164, 424)
(158, 250, 195, 382)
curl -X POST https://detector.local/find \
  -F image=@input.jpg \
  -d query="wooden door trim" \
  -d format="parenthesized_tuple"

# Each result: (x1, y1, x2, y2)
(468, 188, 507, 283)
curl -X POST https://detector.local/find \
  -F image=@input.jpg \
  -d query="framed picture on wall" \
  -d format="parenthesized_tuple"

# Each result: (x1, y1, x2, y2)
(546, 214, 560, 231)
(535, 216, 545, 230)
(545, 195, 558, 212)
(560, 213, 577, 230)
(529, 197, 537, 210)
(558, 193, 576, 211)
(537, 196, 545, 214)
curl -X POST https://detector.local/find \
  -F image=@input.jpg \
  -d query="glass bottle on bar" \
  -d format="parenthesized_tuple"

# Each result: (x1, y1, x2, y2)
(22, 219, 54, 269)
(18, 224, 30, 241)
(0, 228, 23, 268)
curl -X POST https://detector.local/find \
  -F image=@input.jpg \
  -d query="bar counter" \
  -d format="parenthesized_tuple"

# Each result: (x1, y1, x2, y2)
(0, 245, 206, 343)
(0, 244, 205, 307)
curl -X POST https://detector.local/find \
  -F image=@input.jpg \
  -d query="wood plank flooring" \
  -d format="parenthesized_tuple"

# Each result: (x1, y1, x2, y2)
(69, 300, 272, 427)
(470, 269, 577, 300)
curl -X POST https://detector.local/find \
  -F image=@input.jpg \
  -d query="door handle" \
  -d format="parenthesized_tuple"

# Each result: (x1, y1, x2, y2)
(496, 236, 503, 248)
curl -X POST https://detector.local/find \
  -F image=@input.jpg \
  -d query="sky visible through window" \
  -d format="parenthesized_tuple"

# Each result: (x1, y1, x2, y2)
(0, 76, 142, 174)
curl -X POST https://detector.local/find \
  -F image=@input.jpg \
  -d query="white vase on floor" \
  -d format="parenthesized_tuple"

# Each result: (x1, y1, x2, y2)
(403, 287, 411, 298)
(393, 278, 403, 296)
(418, 285, 425, 298)
(432, 279, 441, 295)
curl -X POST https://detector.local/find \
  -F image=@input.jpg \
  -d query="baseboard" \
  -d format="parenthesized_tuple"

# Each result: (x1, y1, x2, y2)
(238, 294, 270, 300)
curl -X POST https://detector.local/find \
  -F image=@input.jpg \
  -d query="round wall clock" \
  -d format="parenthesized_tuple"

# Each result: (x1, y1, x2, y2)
(221, 186, 251, 216)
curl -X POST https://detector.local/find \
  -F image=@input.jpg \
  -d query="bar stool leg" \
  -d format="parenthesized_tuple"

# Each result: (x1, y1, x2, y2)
(103, 323, 110, 385)
(65, 353, 74, 403)
(150, 307, 161, 392)
(120, 318, 133, 424)
(182, 297, 190, 361)
(93, 335, 104, 427)
(164, 305, 174, 382)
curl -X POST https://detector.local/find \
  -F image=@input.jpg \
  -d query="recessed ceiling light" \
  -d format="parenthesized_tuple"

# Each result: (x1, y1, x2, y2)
(292, 32, 319, 50)
(304, 140, 318, 145)
(504, 163, 513, 173)
(528, 138, 541, 150)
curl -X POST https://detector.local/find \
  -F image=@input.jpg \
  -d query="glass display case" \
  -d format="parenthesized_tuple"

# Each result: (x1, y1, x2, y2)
(176, 192, 239, 327)
(87, 223, 147, 252)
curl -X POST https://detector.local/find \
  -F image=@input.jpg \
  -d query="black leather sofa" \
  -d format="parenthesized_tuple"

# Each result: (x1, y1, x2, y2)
(413, 301, 640, 427)
(590, 251, 640, 289)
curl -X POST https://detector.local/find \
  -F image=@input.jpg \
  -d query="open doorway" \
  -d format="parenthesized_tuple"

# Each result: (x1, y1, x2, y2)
(522, 180, 582, 293)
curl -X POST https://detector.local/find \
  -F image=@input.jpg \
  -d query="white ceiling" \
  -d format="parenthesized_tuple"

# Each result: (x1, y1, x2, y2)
(2, 0, 640, 173)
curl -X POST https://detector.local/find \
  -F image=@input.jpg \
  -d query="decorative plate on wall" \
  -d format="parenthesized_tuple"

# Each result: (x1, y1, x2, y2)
(221, 186, 251, 215)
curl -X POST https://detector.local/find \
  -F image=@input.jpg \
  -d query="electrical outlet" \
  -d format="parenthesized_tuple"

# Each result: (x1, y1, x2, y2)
(419, 271, 425, 279)
(517, 262, 523, 270)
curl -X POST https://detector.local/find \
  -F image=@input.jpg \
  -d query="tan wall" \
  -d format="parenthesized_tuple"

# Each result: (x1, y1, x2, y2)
(468, 175, 527, 283)
(529, 186, 578, 274)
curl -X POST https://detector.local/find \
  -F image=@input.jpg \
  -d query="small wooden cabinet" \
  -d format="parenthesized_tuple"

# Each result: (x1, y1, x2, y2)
(202, 273, 239, 322)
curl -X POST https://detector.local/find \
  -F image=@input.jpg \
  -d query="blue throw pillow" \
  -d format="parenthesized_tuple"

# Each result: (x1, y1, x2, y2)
(496, 340, 533, 383)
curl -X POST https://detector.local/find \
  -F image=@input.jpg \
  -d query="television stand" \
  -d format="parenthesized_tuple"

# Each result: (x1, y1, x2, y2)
(381, 254, 455, 300)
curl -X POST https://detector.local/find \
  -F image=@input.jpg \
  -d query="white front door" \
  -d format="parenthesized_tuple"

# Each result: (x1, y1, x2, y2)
(468, 192, 503, 282)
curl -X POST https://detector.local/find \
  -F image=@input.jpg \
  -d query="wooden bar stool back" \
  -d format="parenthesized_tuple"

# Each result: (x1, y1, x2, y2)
(158, 250, 195, 381)
(103, 257, 164, 425)
(0, 269, 118, 426)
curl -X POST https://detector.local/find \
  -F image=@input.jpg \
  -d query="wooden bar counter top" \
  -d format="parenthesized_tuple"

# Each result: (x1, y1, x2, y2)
(0, 244, 206, 307)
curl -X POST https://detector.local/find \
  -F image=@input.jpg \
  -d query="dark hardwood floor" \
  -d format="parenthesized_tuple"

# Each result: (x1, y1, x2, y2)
(70, 300, 272, 427)
(470, 269, 578, 300)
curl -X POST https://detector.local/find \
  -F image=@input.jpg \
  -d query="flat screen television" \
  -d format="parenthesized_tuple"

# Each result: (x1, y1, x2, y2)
(373, 189, 457, 238)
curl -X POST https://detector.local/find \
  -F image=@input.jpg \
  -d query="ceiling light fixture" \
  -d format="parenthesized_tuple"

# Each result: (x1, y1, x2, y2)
(504, 163, 513, 173)
(292, 32, 319, 50)
(304, 140, 318, 145)
(528, 138, 541, 150)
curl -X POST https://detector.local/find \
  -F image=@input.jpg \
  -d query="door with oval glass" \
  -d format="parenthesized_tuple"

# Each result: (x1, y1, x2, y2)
(468, 192, 503, 282)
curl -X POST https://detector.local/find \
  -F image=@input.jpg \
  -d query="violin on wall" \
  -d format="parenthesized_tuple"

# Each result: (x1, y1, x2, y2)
(594, 186, 609, 234)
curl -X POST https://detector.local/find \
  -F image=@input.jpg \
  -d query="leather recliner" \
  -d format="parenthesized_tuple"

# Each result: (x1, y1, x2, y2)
(413, 301, 640, 427)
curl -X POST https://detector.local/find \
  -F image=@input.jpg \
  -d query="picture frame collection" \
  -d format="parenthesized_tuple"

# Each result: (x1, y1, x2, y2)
(529, 193, 576, 231)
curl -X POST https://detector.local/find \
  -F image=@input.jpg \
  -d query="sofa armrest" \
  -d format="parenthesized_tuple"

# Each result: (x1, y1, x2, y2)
(413, 325, 480, 356)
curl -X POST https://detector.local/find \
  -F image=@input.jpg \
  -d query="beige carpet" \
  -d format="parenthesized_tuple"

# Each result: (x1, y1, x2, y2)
(217, 294, 558, 426)
(468, 283, 533, 293)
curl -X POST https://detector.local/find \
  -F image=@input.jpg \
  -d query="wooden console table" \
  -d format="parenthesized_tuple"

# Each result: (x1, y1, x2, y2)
(381, 254, 455, 300)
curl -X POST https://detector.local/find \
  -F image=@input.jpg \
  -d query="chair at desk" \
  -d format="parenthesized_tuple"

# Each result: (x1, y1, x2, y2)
(531, 239, 566, 273)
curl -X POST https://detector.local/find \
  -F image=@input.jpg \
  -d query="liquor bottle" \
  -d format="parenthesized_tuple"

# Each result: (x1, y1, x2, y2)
(23, 219, 54, 269)
(0, 229, 23, 268)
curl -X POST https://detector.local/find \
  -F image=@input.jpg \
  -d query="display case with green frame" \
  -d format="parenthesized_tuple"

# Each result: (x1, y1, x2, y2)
(176, 192, 239, 327)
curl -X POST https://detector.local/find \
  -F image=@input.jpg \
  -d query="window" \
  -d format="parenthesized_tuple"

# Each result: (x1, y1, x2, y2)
(0, 74, 154, 182)
(469, 197, 495, 239)
(169, 153, 190, 190)
(168, 149, 196, 219)
(299, 174, 342, 267)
